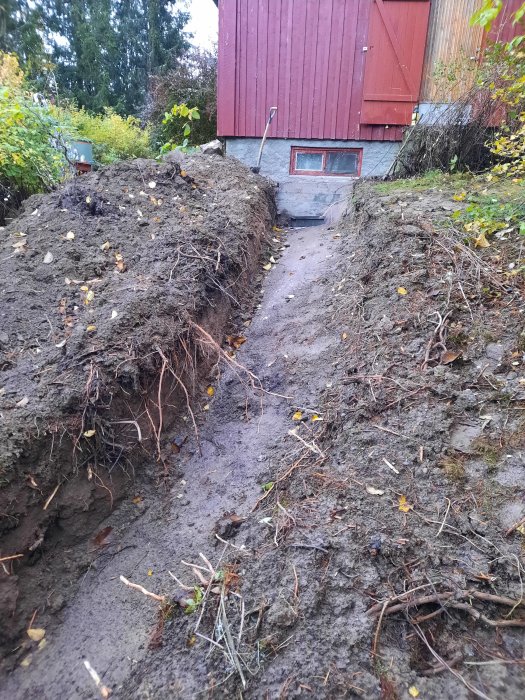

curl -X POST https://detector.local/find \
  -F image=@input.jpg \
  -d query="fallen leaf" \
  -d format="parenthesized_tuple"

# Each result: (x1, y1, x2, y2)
(408, 687, 420, 698)
(12, 240, 27, 249)
(397, 287, 408, 296)
(262, 481, 274, 492)
(452, 192, 466, 202)
(441, 350, 460, 365)
(65, 231, 75, 240)
(85, 290, 95, 303)
(91, 526, 113, 549)
(148, 181, 156, 189)
(111, 310, 118, 319)
(20, 654, 32, 668)
(86, 196, 91, 204)
(206, 386, 215, 397)
(100, 241, 110, 251)
(203, 403, 210, 411)
(86, 324, 97, 332)
(55, 339, 67, 348)
(474, 231, 490, 248)
(311, 414, 323, 422)
(341, 332, 348, 340)
(292, 410, 303, 421)
(147, 568, 153, 576)
(226, 335, 246, 350)
(180, 170, 187, 177)
(366, 486, 385, 496)
(16, 396, 29, 407)
(27, 628, 45, 642)
(132, 495, 143, 505)
(43, 252, 54, 264)
(262, 262, 272, 271)
(517, 523, 525, 536)
(80, 285, 89, 292)
(83, 429, 96, 438)
(37, 638, 47, 651)
(269, 256, 277, 264)
(272, 226, 284, 232)
(398, 495, 413, 513)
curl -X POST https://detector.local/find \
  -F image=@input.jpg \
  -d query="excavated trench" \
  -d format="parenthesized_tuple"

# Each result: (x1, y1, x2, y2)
(1, 219, 341, 698)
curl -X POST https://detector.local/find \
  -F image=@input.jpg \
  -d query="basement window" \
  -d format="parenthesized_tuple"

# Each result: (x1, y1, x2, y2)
(290, 147, 362, 176)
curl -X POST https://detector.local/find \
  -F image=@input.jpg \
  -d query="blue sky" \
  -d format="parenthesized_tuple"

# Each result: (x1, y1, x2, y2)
(186, 0, 218, 50)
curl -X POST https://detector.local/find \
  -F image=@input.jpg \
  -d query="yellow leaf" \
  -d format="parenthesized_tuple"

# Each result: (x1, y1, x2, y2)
(180, 170, 187, 177)
(147, 568, 153, 576)
(80, 285, 89, 292)
(397, 287, 408, 296)
(272, 226, 284, 232)
(292, 411, 303, 421)
(474, 231, 490, 248)
(341, 332, 348, 340)
(85, 290, 95, 302)
(311, 414, 322, 422)
(86, 325, 97, 332)
(517, 523, 525, 536)
(65, 231, 75, 240)
(27, 628, 45, 642)
(206, 386, 215, 397)
(409, 687, 420, 698)
(203, 403, 210, 411)
(20, 654, 32, 668)
(37, 638, 47, 651)
(83, 429, 96, 438)
(398, 495, 413, 513)
(452, 192, 466, 202)
(262, 262, 272, 271)
(132, 495, 143, 505)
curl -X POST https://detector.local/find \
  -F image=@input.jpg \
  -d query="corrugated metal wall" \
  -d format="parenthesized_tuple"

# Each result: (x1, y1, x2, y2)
(420, 0, 484, 102)
(217, 0, 403, 142)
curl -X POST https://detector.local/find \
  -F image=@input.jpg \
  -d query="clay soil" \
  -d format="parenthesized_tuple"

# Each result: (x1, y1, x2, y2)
(2, 175, 525, 699)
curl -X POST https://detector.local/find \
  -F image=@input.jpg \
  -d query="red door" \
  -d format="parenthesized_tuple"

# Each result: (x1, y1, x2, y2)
(361, 0, 431, 126)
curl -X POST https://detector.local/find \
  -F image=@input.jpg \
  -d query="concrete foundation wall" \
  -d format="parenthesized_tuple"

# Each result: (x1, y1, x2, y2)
(225, 138, 400, 218)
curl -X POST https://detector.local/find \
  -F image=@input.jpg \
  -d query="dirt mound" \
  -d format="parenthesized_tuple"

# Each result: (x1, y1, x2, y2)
(0, 154, 275, 662)
(118, 180, 525, 699)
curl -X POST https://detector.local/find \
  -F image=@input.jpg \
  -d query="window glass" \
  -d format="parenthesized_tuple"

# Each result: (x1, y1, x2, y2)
(325, 151, 358, 174)
(295, 151, 323, 171)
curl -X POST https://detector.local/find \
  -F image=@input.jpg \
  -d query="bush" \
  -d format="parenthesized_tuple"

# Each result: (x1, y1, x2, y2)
(60, 106, 153, 164)
(0, 53, 67, 222)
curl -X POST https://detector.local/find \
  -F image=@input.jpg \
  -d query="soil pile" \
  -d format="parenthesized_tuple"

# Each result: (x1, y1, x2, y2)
(0, 154, 275, 661)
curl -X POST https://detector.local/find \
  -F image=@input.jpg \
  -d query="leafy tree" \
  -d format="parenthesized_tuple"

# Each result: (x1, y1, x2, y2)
(0, 0, 48, 83)
(147, 48, 217, 149)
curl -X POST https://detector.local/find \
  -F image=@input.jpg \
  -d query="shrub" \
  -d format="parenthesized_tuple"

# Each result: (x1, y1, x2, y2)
(60, 106, 153, 164)
(0, 53, 67, 222)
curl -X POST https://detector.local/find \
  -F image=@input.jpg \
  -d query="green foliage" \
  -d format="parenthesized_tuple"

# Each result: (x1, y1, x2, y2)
(374, 171, 474, 194)
(452, 187, 525, 240)
(0, 54, 67, 219)
(471, 2, 525, 182)
(148, 48, 217, 150)
(160, 104, 200, 153)
(184, 587, 204, 615)
(60, 106, 153, 164)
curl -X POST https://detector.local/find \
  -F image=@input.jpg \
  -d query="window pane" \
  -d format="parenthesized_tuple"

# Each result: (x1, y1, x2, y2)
(295, 151, 323, 171)
(325, 152, 358, 174)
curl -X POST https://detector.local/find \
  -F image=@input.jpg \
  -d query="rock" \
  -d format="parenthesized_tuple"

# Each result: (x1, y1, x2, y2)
(485, 343, 505, 362)
(455, 389, 478, 411)
(200, 139, 223, 156)
(266, 598, 297, 628)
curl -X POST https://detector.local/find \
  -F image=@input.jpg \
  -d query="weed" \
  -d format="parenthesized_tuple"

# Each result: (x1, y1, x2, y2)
(184, 586, 204, 615)
(440, 454, 467, 483)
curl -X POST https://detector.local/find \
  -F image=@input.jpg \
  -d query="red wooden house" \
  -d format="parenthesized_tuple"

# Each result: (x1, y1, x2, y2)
(215, 0, 522, 219)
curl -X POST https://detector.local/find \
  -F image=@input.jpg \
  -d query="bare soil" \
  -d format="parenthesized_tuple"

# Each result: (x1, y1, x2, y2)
(2, 178, 525, 699)
(0, 154, 275, 669)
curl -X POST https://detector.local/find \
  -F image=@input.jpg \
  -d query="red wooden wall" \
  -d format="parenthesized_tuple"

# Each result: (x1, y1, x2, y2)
(218, 0, 412, 141)
(488, 0, 524, 43)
